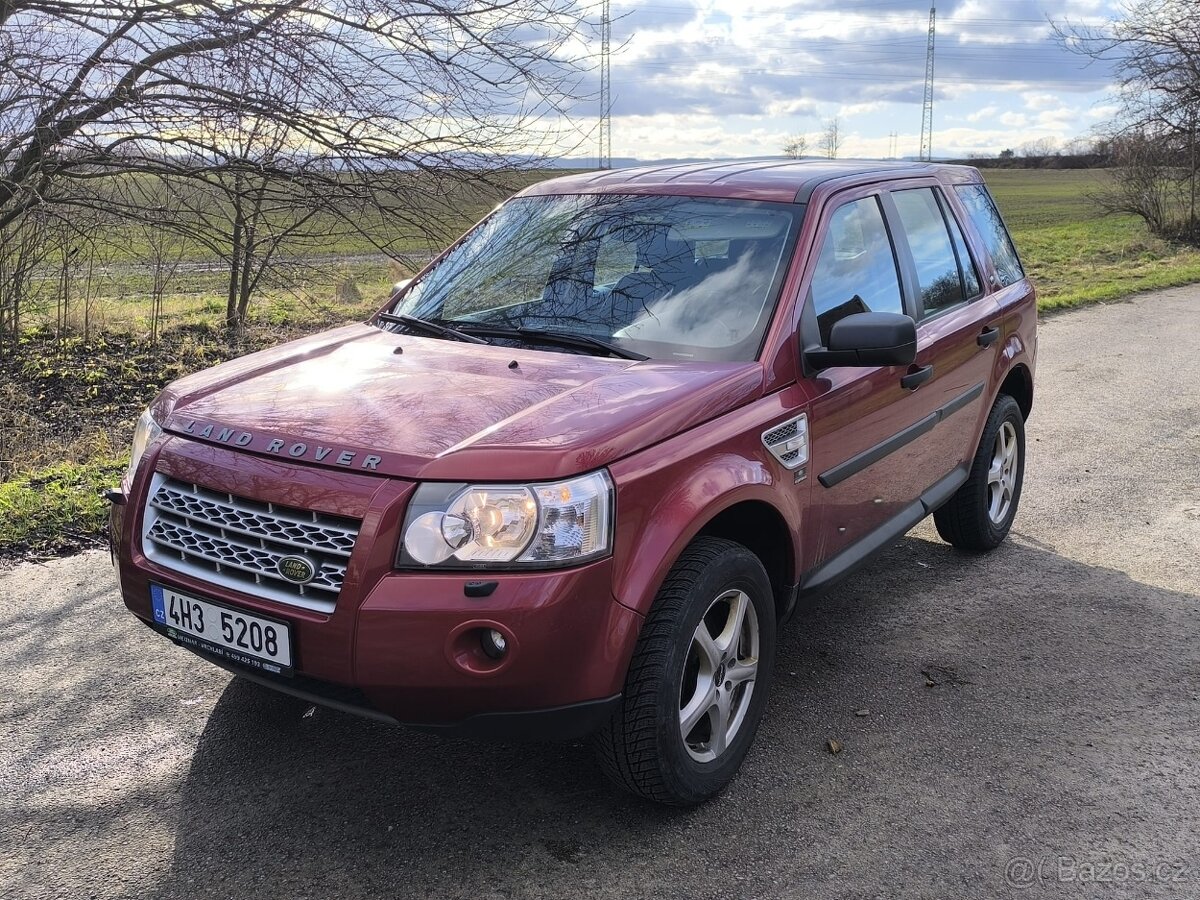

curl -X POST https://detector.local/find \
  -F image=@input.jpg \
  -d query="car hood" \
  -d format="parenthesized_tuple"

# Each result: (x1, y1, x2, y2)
(156, 324, 764, 480)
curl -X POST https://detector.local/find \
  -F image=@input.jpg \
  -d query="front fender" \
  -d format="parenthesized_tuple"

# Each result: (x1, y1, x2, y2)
(608, 450, 800, 617)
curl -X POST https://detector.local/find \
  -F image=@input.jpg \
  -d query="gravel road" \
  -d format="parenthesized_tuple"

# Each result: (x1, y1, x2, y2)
(3, 287, 1199, 899)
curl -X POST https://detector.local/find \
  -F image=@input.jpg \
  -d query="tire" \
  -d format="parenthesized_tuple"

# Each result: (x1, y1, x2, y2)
(593, 536, 777, 806)
(933, 393, 1025, 551)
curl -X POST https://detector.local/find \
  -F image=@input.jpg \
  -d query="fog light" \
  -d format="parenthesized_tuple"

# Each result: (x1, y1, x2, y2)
(481, 628, 508, 660)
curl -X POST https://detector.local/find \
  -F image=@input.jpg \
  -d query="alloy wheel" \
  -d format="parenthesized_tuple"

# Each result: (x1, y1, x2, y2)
(987, 420, 1019, 524)
(678, 588, 760, 763)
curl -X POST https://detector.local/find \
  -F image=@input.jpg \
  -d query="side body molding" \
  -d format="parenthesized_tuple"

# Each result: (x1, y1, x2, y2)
(818, 382, 985, 488)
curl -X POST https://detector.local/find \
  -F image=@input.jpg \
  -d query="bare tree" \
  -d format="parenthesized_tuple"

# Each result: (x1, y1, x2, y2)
(1019, 137, 1059, 158)
(819, 117, 842, 159)
(0, 0, 596, 336)
(120, 176, 191, 343)
(1058, 0, 1200, 240)
(782, 135, 808, 159)
(1, 0, 591, 226)
(1061, 136, 1097, 157)
(0, 213, 50, 344)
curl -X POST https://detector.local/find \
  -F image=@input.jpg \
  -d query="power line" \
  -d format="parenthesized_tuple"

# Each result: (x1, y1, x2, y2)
(618, 5, 1056, 26)
(626, 61, 1107, 89)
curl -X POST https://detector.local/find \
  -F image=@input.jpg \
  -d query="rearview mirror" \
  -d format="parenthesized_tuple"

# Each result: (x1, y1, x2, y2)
(805, 311, 917, 369)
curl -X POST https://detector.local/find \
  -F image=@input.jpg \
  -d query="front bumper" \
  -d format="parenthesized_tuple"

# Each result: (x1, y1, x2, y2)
(111, 440, 643, 739)
(141, 622, 623, 740)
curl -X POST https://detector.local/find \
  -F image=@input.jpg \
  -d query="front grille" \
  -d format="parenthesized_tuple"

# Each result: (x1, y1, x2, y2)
(142, 474, 361, 613)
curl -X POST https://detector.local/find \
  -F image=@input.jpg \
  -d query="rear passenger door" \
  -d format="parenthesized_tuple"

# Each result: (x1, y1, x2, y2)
(884, 183, 1000, 481)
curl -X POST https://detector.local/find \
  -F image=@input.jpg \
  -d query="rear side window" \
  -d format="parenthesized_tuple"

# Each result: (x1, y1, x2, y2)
(891, 187, 967, 317)
(809, 197, 903, 346)
(944, 198, 982, 299)
(955, 184, 1024, 287)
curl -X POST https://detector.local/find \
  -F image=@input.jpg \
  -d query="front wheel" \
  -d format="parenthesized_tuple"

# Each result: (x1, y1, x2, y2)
(934, 393, 1026, 551)
(593, 537, 776, 805)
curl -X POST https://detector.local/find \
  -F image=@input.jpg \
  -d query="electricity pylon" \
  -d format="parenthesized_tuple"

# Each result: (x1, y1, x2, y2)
(599, 0, 612, 169)
(919, 3, 936, 162)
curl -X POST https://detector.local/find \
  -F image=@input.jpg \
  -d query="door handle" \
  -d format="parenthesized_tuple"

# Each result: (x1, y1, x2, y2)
(977, 326, 1000, 348)
(900, 364, 933, 390)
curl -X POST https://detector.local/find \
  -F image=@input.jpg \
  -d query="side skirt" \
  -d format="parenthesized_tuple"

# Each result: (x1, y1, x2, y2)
(796, 463, 969, 601)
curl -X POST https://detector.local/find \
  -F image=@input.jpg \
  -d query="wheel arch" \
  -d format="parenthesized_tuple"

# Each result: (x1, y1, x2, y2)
(611, 462, 801, 622)
(998, 362, 1033, 419)
(695, 501, 796, 621)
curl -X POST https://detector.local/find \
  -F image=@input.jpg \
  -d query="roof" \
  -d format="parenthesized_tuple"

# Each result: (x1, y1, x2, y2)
(516, 158, 980, 204)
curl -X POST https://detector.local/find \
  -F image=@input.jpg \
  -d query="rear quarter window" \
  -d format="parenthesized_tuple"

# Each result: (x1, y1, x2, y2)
(954, 184, 1025, 288)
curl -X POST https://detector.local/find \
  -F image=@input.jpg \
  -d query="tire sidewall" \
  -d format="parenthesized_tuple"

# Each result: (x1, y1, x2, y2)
(652, 546, 777, 803)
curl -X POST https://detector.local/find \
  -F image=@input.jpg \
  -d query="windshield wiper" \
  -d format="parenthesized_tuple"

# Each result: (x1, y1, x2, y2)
(519, 328, 649, 361)
(455, 324, 648, 361)
(377, 312, 490, 345)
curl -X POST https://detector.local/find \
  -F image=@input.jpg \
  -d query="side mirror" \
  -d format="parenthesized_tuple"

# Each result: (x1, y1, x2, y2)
(805, 311, 917, 369)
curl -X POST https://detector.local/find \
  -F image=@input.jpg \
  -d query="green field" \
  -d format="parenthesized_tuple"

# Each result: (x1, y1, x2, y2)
(981, 169, 1200, 310)
(21, 167, 1200, 337)
(4, 165, 1200, 560)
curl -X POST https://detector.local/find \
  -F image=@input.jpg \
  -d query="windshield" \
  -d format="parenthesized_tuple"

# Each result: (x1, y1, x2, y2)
(389, 194, 802, 362)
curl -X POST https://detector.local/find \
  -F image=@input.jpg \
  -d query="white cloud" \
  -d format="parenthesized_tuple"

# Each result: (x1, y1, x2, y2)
(577, 0, 1126, 160)
(1024, 91, 1064, 110)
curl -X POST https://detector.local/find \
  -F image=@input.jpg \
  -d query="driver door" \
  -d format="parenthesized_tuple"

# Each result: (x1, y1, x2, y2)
(799, 189, 944, 565)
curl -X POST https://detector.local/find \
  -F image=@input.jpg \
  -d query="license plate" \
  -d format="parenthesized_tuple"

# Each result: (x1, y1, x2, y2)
(150, 584, 293, 675)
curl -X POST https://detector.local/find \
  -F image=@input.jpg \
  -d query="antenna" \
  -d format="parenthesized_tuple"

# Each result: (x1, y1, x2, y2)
(919, 3, 936, 161)
(599, 0, 612, 170)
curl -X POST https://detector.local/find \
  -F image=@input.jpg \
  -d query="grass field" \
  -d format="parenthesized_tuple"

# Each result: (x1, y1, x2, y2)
(981, 169, 1200, 310)
(24, 167, 1200, 336)
(4, 165, 1200, 559)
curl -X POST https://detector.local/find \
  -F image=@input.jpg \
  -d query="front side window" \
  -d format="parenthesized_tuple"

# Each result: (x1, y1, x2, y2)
(391, 194, 801, 362)
(955, 184, 1025, 287)
(808, 196, 903, 346)
(891, 187, 968, 318)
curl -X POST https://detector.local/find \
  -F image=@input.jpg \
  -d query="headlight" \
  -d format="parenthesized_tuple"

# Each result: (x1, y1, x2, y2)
(399, 471, 614, 569)
(123, 408, 162, 489)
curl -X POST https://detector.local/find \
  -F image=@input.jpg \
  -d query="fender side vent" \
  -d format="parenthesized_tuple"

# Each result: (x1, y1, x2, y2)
(762, 414, 809, 470)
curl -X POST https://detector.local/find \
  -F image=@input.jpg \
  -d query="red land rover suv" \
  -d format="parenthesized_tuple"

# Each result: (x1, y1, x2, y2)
(111, 160, 1036, 805)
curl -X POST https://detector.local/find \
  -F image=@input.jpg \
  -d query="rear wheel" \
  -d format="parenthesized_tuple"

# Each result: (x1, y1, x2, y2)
(593, 537, 776, 806)
(934, 393, 1025, 551)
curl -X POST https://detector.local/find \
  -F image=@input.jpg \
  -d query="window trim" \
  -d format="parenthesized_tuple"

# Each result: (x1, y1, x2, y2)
(879, 189, 933, 322)
(934, 187, 985, 305)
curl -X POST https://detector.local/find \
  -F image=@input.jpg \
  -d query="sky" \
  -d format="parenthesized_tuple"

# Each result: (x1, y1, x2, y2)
(586, 0, 1123, 161)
